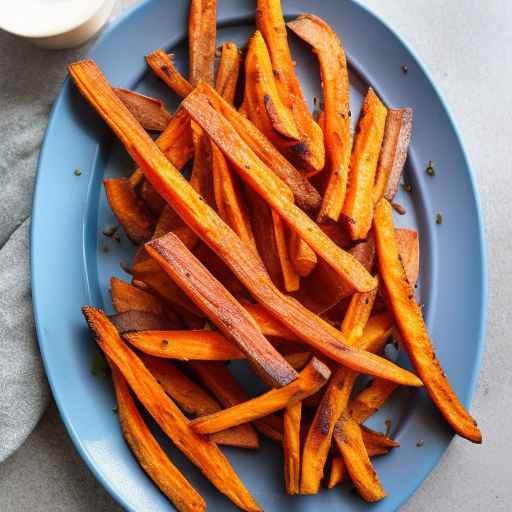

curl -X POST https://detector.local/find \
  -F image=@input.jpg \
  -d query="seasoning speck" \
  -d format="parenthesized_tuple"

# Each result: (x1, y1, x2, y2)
(401, 64, 409, 74)
(392, 202, 406, 215)
(91, 353, 108, 377)
(416, 439, 424, 447)
(384, 419, 392, 437)
(102, 244, 110, 253)
(436, 213, 443, 225)
(102, 224, 118, 237)
(426, 160, 436, 177)
(74, 169, 82, 176)
(402, 183, 413, 193)
(112, 405, 118, 413)
(161, 339, 169, 348)
(113, 234, 121, 243)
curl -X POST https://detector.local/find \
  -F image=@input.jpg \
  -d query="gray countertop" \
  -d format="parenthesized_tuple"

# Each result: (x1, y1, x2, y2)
(1, 1, 511, 510)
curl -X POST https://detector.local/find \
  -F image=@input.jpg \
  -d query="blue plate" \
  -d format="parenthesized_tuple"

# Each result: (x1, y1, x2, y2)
(31, 0, 487, 510)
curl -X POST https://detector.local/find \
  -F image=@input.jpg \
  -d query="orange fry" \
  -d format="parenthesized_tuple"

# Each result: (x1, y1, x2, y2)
(287, 14, 352, 223)
(256, 0, 325, 173)
(111, 367, 206, 512)
(373, 108, 413, 202)
(342, 88, 388, 240)
(272, 212, 300, 292)
(283, 401, 302, 494)
(333, 416, 386, 502)
(327, 457, 346, 489)
(188, 0, 216, 86)
(142, 355, 258, 449)
(124, 330, 244, 360)
(373, 198, 481, 443)
(349, 378, 399, 424)
(215, 42, 241, 104)
(114, 87, 172, 132)
(288, 231, 317, 277)
(104, 178, 154, 244)
(146, 232, 298, 387)
(145, 50, 193, 98)
(190, 358, 331, 435)
(82, 307, 260, 511)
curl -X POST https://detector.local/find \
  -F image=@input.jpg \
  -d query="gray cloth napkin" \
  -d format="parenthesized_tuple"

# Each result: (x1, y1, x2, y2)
(0, 0, 135, 463)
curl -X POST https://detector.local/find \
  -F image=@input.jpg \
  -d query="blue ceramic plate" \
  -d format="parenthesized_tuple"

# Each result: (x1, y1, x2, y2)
(32, 1, 486, 510)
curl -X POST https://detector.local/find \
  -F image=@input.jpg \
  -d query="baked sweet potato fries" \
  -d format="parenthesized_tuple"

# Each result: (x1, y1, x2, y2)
(70, 1, 481, 509)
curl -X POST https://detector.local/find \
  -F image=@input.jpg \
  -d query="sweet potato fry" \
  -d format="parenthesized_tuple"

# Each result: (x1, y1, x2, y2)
(198, 84, 321, 212)
(372, 108, 413, 202)
(272, 212, 300, 292)
(145, 50, 193, 98)
(283, 401, 302, 494)
(242, 303, 296, 340)
(245, 31, 300, 141)
(349, 378, 399, 424)
(124, 330, 244, 360)
(333, 416, 386, 502)
(288, 231, 317, 277)
(327, 457, 346, 489)
(190, 358, 330, 435)
(82, 307, 260, 511)
(188, 0, 216, 86)
(360, 426, 400, 450)
(287, 14, 352, 224)
(245, 188, 283, 287)
(283, 352, 311, 370)
(215, 42, 241, 104)
(211, 44, 257, 250)
(104, 178, 154, 244)
(296, 236, 375, 314)
(373, 198, 481, 443)
(69, 60, 421, 387)
(141, 355, 259, 449)
(342, 88, 388, 240)
(211, 143, 257, 250)
(341, 282, 379, 344)
(110, 310, 181, 333)
(256, 0, 325, 173)
(189, 361, 282, 442)
(111, 367, 206, 512)
(146, 232, 298, 387)
(183, 86, 377, 293)
(152, 205, 198, 249)
(395, 228, 420, 288)
(300, 311, 392, 494)
(111, 277, 167, 316)
(131, 259, 202, 316)
(190, 121, 215, 208)
(114, 87, 172, 131)
(140, 179, 167, 217)
(130, 108, 194, 189)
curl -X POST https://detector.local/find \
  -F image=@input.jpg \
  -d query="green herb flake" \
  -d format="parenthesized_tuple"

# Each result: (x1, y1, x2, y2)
(91, 353, 108, 377)
(426, 160, 436, 177)
(74, 169, 82, 176)
(436, 213, 443, 225)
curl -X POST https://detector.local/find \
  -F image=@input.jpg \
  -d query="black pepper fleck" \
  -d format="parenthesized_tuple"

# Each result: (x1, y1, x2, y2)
(416, 439, 424, 447)
(402, 183, 413, 193)
(401, 64, 409, 74)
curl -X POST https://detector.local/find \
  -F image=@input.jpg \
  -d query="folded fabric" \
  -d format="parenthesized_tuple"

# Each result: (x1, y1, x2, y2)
(0, 219, 50, 461)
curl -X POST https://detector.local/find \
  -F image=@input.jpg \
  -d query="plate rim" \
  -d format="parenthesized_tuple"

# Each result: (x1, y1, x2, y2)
(31, 0, 488, 510)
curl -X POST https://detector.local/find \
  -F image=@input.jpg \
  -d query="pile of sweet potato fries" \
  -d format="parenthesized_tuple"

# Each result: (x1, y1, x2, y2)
(73, 1, 481, 510)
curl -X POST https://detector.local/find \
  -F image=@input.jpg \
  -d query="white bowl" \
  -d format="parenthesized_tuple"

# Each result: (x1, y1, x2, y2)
(0, 0, 116, 49)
